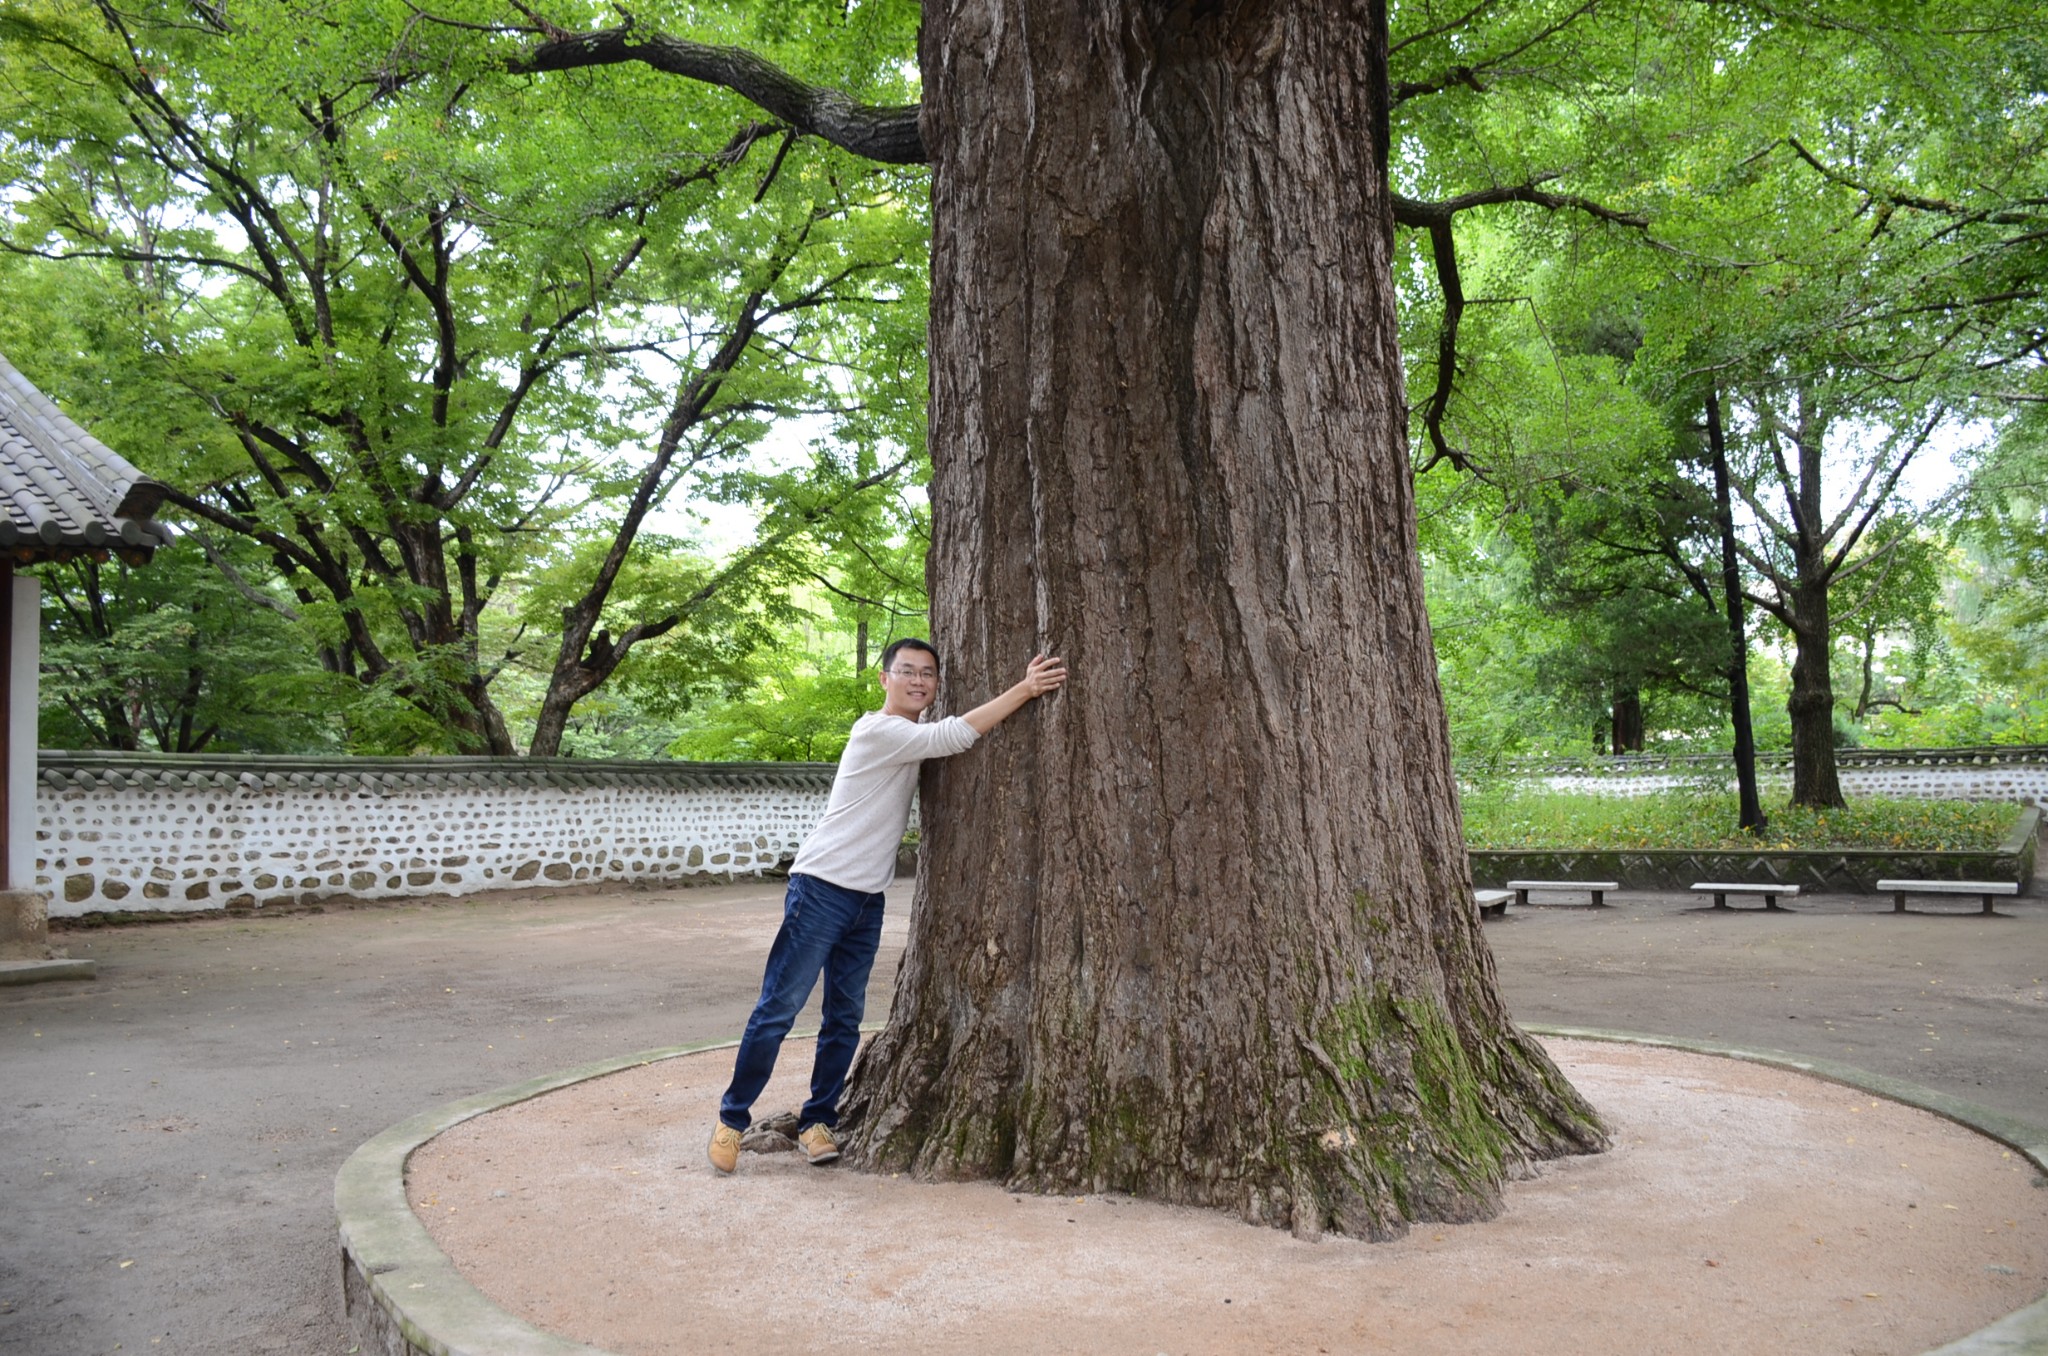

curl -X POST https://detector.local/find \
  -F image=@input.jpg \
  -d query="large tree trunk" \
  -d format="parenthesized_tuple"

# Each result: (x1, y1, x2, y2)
(1785, 576, 1846, 809)
(841, 0, 1604, 1240)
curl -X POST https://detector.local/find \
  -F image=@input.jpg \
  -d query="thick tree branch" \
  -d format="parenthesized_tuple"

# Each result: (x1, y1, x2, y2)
(1752, 405, 1809, 551)
(1395, 178, 1650, 477)
(196, 535, 302, 622)
(509, 24, 926, 164)
(1392, 179, 1650, 232)
(1783, 136, 2042, 229)
(1412, 218, 1471, 475)
(156, 484, 395, 680)
(1741, 581, 1796, 631)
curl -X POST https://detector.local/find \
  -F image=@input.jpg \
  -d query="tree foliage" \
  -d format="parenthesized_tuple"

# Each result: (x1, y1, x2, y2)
(0, 0, 928, 754)
(1398, 0, 2046, 786)
(657, 485, 930, 759)
(4, 0, 2043, 769)
(35, 536, 334, 752)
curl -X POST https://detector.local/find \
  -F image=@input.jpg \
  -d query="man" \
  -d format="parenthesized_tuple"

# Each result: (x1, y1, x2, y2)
(709, 638, 1068, 1172)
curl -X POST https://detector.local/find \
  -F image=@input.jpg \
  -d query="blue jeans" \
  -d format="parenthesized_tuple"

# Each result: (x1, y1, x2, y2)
(718, 873, 886, 1132)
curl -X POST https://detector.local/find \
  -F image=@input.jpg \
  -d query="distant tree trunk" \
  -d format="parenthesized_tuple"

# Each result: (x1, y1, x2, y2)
(1853, 623, 1877, 721)
(1785, 574, 1846, 808)
(842, 0, 1605, 1240)
(1780, 398, 1848, 810)
(1706, 390, 1766, 834)
(856, 618, 869, 673)
(528, 638, 598, 757)
(450, 678, 516, 756)
(1610, 686, 1644, 753)
(1738, 385, 1853, 810)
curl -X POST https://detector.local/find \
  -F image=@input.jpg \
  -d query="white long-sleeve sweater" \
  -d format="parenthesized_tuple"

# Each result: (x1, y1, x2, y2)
(789, 710, 980, 893)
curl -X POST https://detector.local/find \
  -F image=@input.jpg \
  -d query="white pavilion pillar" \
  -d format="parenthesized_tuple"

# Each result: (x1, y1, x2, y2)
(8, 567, 37, 891)
(1, 564, 48, 957)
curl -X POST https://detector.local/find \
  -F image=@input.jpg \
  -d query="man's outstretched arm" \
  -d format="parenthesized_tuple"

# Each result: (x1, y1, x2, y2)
(962, 655, 1067, 735)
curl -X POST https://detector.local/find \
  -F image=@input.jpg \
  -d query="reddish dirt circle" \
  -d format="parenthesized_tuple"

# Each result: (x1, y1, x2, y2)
(407, 1037, 2048, 1355)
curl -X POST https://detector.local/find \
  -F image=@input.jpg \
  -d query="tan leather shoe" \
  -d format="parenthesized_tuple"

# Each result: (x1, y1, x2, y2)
(708, 1123, 742, 1174)
(796, 1123, 840, 1165)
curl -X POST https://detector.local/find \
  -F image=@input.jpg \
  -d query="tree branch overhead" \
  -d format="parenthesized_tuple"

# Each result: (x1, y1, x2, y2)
(511, 26, 927, 164)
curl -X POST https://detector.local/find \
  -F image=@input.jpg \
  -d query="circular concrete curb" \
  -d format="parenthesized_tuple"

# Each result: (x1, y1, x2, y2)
(337, 1028, 2048, 1356)
(0, 957, 95, 986)
(336, 1036, 742, 1356)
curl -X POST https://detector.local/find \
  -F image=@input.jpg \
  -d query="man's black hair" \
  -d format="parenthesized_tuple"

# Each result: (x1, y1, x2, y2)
(880, 637, 941, 673)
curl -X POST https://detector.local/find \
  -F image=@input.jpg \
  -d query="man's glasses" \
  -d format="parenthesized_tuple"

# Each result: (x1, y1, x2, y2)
(888, 666, 939, 681)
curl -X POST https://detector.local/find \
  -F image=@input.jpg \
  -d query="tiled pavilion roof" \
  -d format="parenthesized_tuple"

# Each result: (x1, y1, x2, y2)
(0, 351, 171, 563)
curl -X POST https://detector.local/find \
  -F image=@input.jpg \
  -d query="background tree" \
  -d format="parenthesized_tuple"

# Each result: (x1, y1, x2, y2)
(1610, 6, 2037, 806)
(648, 486, 932, 760)
(0, 0, 926, 754)
(1833, 522, 1943, 724)
(1942, 414, 2048, 737)
(1398, 0, 2040, 806)
(35, 536, 333, 753)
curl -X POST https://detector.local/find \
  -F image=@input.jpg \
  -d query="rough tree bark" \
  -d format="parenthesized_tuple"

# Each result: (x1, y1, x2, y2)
(837, 0, 1605, 1239)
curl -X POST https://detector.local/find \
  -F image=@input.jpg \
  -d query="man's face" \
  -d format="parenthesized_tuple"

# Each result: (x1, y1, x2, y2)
(879, 649, 940, 717)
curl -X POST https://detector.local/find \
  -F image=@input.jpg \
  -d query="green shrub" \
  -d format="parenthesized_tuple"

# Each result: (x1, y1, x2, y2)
(1460, 788, 2022, 852)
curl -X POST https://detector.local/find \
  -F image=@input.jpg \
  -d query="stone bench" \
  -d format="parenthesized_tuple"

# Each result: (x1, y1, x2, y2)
(1506, 880, 1619, 909)
(1874, 879, 2021, 916)
(1475, 888, 1513, 919)
(1691, 882, 1801, 912)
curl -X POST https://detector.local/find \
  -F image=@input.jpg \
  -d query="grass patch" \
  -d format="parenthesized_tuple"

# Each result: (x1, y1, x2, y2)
(1461, 789, 2022, 853)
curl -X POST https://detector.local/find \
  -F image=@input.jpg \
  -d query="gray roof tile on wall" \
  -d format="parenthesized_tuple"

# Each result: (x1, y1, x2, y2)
(38, 751, 839, 795)
(0, 351, 171, 561)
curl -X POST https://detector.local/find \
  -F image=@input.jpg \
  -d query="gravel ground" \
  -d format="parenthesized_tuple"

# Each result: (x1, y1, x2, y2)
(2, 861, 2043, 1355)
(409, 1037, 2048, 1356)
